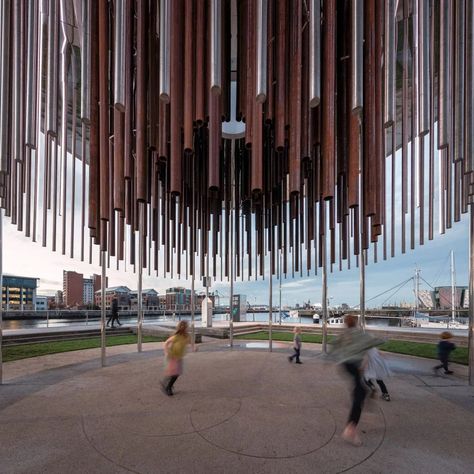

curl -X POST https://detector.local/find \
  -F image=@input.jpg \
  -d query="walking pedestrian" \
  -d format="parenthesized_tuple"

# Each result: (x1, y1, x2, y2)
(329, 314, 382, 446)
(364, 347, 391, 401)
(433, 331, 456, 375)
(106, 297, 121, 328)
(288, 327, 303, 364)
(161, 321, 191, 396)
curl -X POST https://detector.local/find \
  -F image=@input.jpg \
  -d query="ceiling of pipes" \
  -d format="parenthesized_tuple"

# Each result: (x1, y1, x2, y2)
(0, 0, 473, 282)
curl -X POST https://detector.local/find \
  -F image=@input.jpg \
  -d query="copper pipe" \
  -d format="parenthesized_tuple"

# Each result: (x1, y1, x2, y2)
(183, 0, 194, 153)
(275, 0, 287, 150)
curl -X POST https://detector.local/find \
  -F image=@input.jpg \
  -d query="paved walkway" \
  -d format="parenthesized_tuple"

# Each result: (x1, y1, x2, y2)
(1, 339, 473, 473)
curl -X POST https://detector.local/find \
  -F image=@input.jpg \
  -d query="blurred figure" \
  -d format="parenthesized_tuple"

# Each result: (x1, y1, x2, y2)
(364, 348, 391, 401)
(106, 297, 121, 328)
(329, 314, 381, 446)
(288, 327, 303, 364)
(161, 321, 190, 396)
(433, 331, 456, 375)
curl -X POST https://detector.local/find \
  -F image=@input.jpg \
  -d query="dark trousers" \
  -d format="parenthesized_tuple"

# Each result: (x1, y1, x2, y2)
(107, 313, 121, 327)
(165, 375, 179, 391)
(366, 378, 388, 395)
(434, 356, 449, 372)
(343, 361, 367, 426)
(289, 347, 301, 363)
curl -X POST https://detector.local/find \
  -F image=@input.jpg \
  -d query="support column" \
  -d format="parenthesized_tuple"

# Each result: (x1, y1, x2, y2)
(469, 204, 474, 385)
(100, 249, 106, 367)
(322, 230, 328, 353)
(360, 248, 366, 330)
(0, 209, 3, 384)
(229, 142, 235, 348)
(269, 196, 273, 352)
(137, 202, 144, 352)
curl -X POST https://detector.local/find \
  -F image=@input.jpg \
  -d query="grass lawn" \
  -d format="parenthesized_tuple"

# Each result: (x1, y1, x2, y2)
(235, 331, 469, 365)
(2, 335, 166, 363)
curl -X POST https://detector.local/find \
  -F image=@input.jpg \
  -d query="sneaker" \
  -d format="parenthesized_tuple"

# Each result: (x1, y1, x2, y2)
(382, 393, 391, 401)
(444, 370, 454, 375)
(295, 361, 303, 364)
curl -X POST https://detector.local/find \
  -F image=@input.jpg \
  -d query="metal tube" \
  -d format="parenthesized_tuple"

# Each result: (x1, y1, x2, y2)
(309, 0, 321, 107)
(269, 198, 273, 352)
(384, 0, 395, 126)
(418, 0, 429, 135)
(0, 210, 3, 384)
(0, 0, 11, 173)
(46, 0, 59, 134)
(438, 0, 451, 148)
(454, 0, 465, 161)
(210, 0, 222, 94)
(159, 0, 170, 102)
(81, 0, 90, 121)
(322, 229, 328, 354)
(101, 250, 106, 367)
(25, 0, 38, 148)
(256, 0, 267, 102)
(360, 248, 366, 329)
(351, 0, 363, 112)
(469, 204, 474, 385)
(230, 143, 235, 347)
(137, 202, 144, 352)
(114, 0, 126, 110)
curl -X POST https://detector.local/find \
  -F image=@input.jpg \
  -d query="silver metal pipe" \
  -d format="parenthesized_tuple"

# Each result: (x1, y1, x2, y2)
(137, 202, 144, 352)
(46, 0, 59, 135)
(101, 250, 106, 367)
(360, 248, 366, 329)
(351, 0, 363, 112)
(322, 230, 328, 354)
(309, 0, 321, 108)
(81, 0, 90, 121)
(466, 0, 474, 174)
(256, 0, 267, 103)
(418, 0, 430, 135)
(12, 0, 22, 163)
(454, 0, 465, 162)
(211, 0, 222, 94)
(384, 0, 395, 126)
(469, 204, 474, 385)
(114, 0, 126, 110)
(25, 0, 38, 148)
(269, 195, 273, 352)
(438, 0, 451, 148)
(0, 0, 11, 173)
(0, 209, 3, 384)
(230, 143, 235, 348)
(159, 0, 170, 102)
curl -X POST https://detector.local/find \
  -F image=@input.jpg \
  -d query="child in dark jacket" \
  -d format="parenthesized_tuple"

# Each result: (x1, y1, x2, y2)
(433, 331, 456, 375)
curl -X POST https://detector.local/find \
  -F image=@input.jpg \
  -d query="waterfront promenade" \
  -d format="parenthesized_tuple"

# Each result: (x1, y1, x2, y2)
(1, 336, 473, 473)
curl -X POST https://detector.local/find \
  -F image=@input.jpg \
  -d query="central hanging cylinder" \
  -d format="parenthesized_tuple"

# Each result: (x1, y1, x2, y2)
(256, 0, 267, 103)
(113, 0, 126, 111)
(384, 0, 395, 126)
(211, 0, 222, 94)
(351, 0, 363, 112)
(159, 0, 171, 102)
(309, 0, 321, 108)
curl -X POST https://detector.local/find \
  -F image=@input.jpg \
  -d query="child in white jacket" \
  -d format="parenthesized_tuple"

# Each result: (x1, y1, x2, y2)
(364, 347, 391, 401)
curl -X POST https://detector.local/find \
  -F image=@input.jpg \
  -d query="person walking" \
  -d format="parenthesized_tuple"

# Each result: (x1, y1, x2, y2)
(288, 327, 303, 364)
(433, 331, 456, 375)
(329, 314, 382, 446)
(364, 347, 391, 401)
(161, 321, 191, 396)
(106, 297, 121, 328)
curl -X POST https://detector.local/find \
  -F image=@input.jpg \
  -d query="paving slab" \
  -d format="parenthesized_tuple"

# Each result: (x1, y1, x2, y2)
(1, 340, 473, 473)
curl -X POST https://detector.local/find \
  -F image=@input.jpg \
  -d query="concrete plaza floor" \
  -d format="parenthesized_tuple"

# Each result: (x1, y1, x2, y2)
(1, 338, 474, 473)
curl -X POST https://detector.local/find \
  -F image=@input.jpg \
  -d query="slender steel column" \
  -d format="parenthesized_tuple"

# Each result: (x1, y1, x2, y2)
(279, 250, 282, 325)
(191, 263, 195, 352)
(229, 142, 235, 348)
(101, 250, 106, 367)
(0, 209, 3, 384)
(360, 248, 366, 329)
(269, 227, 273, 352)
(137, 202, 144, 352)
(322, 229, 328, 353)
(469, 204, 474, 385)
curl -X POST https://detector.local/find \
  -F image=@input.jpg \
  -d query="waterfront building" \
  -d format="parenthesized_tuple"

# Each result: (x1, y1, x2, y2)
(95, 286, 131, 310)
(83, 278, 94, 305)
(130, 289, 160, 311)
(55, 290, 64, 306)
(63, 271, 107, 308)
(2, 275, 38, 311)
(35, 295, 49, 311)
(433, 286, 468, 310)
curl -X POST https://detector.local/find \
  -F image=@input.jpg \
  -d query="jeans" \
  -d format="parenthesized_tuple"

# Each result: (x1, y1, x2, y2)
(366, 378, 388, 395)
(434, 356, 449, 372)
(289, 347, 301, 363)
(343, 361, 367, 425)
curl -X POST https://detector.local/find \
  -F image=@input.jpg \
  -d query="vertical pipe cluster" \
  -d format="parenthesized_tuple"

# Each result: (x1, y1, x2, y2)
(0, 0, 472, 283)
